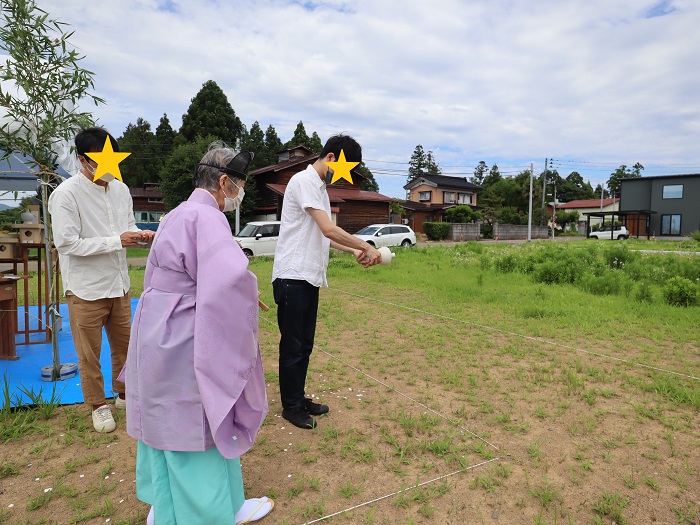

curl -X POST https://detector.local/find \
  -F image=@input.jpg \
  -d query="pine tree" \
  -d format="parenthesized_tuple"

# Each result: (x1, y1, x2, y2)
(286, 121, 311, 148)
(309, 131, 323, 153)
(407, 145, 427, 183)
(155, 113, 177, 157)
(471, 161, 488, 185)
(356, 162, 379, 192)
(180, 80, 243, 145)
(264, 124, 283, 166)
(241, 121, 267, 171)
(407, 145, 441, 184)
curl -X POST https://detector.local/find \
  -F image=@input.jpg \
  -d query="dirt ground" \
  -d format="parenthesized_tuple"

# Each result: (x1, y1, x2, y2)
(1, 287, 699, 525)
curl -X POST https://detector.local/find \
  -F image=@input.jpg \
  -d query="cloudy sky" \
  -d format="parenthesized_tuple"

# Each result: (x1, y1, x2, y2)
(17, 0, 700, 198)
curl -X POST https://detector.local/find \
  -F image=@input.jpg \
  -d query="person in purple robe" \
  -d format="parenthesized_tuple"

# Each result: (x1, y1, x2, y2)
(123, 141, 274, 524)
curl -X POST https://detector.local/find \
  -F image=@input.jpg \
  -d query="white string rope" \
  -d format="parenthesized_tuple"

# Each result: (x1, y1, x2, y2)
(260, 313, 502, 523)
(301, 458, 501, 525)
(328, 287, 700, 382)
(259, 315, 499, 450)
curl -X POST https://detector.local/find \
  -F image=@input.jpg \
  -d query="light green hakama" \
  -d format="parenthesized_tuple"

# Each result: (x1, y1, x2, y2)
(136, 441, 245, 525)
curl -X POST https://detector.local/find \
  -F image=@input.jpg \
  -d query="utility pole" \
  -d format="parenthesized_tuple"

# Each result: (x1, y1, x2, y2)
(528, 162, 533, 241)
(541, 158, 548, 220)
(551, 181, 557, 240)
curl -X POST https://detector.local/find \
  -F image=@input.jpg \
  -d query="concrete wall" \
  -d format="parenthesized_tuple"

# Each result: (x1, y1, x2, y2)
(493, 222, 549, 240)
(449, 222, 481, 241)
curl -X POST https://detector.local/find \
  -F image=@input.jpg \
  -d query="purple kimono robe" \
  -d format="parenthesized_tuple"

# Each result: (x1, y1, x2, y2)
(124, 189, 268, 459)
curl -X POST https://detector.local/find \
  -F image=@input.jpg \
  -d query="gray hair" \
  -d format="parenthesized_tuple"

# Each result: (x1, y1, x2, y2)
(194, 140, 244, 191)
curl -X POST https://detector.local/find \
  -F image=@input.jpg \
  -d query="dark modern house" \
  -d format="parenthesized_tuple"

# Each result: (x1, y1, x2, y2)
(619, 173, 700, 237)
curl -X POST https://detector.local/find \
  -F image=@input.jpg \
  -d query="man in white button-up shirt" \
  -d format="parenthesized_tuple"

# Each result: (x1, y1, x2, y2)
(48, 127, 155, 433)
(272, 134, 381, 430)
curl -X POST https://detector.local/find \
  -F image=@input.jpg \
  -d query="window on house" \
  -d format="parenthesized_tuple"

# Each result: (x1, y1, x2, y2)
(458, 193, 472, 205)
(444, 192, 455, 203)
(660, 214, 681, 235)
(148, 197, 163, 203)
(662, 185, 683, 199)
(419, 191, 431, 202)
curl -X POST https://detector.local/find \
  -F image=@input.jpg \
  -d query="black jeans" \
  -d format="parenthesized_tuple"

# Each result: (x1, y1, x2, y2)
(272, 278, 320, 410)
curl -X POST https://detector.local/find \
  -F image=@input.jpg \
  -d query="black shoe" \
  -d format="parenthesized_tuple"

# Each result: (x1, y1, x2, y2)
(282, 407, 316, 429)
(303, 398, 329, 416)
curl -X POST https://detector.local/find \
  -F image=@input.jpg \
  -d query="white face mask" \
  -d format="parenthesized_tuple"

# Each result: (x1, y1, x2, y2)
(222, 179, 245, 212)
(82, 158, 114, 182)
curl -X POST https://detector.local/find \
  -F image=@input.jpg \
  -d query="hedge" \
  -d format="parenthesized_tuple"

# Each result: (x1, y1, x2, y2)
(423, 222, 450, 240)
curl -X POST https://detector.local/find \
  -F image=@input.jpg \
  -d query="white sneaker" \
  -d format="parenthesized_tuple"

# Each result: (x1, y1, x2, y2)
(114, 396, 126, 410)
(92, 405, 116, 433)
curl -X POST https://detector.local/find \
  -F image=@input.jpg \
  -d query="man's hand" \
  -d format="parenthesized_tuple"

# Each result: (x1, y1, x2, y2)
(356, 246, 381, 268)
(139, 230, 156, 243)
(120, 231, 144, 247)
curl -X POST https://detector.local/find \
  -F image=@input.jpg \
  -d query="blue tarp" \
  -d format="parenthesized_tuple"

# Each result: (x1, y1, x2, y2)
(1, 298, 139, 409)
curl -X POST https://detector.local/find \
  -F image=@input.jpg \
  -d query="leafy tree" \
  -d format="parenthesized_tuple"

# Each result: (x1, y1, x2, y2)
(0, 0, 101, 171)
(159, 135, 217, 210)
(555, 210, 580, 228)
(445, 205, 482, 223)
(0, 0, 102, 376)
(477, 186, 503, 220)
(179, 80, 243, 145)
(407, 144, 441, 184)
(389, 200, 404, 216)
(558, 171, 596, 202)
(496, 206, 523, 225)
(355, 161, 378, 192)
(607, 163, 644, 196)
(309, 131, 323, 153)
(285, 120, 310, 148)
(118, 117, 160, 187)
(471, 161, 488, 185)
(159, 134, 258, 220)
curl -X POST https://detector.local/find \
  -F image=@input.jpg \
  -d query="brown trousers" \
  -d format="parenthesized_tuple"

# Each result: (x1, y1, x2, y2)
(66, 293, 131, 406)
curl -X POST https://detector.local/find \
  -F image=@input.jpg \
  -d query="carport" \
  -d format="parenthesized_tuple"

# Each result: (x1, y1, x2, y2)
(583, 210, 656, 239)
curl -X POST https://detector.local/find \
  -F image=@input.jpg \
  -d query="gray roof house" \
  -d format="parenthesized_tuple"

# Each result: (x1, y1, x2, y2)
(620, 173, 700, 237)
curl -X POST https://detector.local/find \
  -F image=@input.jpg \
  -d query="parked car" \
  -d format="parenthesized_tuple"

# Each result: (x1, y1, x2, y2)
(234, 221, 281, 257)
(353, 224, 416, 248)
(588, 225, 629, 240)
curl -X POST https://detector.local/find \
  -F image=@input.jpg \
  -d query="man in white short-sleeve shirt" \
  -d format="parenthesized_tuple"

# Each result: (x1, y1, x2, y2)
(272, 134, 381, 429)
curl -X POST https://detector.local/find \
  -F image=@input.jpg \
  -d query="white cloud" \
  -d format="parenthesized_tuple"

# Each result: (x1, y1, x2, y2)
(31, 0, 700, 196)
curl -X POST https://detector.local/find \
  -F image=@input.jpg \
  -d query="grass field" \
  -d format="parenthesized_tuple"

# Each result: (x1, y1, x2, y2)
(2, 241, 699, 524)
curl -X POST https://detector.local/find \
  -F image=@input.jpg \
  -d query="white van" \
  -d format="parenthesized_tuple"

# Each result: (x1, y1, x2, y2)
(234, 221, 281, 257)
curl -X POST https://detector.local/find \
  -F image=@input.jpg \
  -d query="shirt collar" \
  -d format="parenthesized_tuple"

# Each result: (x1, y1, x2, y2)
(189, 188, 221, 209)
(306, 164, 326, 189)
(77, 171, 111, 192)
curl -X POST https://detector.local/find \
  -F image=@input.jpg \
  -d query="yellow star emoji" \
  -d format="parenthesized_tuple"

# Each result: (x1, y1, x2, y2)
(84, 137, 131, 182)
(326, 149, 359, 184)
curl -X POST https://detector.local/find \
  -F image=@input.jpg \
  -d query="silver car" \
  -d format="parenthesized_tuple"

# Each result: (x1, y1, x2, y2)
(353, 224, 416, 248)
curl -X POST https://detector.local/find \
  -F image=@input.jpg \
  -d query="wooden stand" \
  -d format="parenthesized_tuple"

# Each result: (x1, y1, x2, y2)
(0, 277, 18, 359)
(0, 243, 60, 345)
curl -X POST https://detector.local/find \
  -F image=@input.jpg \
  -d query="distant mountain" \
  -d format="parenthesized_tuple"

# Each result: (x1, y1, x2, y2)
(0, 204, 11, 211)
